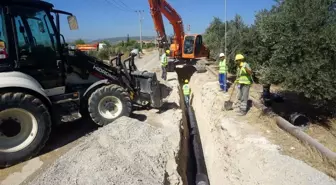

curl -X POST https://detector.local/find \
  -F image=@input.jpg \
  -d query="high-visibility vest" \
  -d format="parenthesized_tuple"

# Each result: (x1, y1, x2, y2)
(161, 53, 168, 67)
(219, 59, 227, 74)
(237, 62, 252, 85)
(182, 84, 190, 95)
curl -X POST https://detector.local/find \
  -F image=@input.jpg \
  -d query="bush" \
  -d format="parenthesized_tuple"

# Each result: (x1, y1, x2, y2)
(257, 0, 336, 101)
(87, 50, 98, 58)
(203, 0, 336, 102)
(97, 48, 112, 60)
(86, 39, 156, 61)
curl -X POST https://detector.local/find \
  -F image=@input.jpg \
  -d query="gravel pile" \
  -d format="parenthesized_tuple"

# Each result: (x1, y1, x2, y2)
(30, 116, 181, 185)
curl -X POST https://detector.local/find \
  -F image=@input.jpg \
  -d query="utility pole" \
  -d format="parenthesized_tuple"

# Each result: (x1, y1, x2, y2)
(224, 0, 227, 57)
(214, 16, 220, 55)
(135, 10, 144, 51)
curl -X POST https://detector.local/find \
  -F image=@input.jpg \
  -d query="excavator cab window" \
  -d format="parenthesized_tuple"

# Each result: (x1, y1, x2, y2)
(184, 36, 194, 54)
(195, 35, 202, 55)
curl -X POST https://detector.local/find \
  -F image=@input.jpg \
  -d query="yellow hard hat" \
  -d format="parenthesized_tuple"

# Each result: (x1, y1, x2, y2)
(184, 79, 188, 83)
(235, 54, 245, 61)
(166, 50, 170, 54)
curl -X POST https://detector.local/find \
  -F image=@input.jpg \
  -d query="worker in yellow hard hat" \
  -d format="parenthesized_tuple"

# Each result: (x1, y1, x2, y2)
(218, 53, 228, 92)
(160, 50, 170, 80)
(182, 79, 191, 105)
(234, 54, 253, 116)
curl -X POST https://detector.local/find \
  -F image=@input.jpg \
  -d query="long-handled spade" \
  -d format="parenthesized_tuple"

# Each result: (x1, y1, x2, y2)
(224, 82, 237, 111)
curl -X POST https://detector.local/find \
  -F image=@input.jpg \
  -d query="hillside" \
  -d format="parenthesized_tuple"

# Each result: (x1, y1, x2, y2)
(91, 36, 156, 44)
(66, 36, 156, 45)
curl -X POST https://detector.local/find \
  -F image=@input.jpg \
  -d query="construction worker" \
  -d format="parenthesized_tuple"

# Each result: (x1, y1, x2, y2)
(218, 53, 228, 92)
(161, 50, 169, 80)
(234, 54, 253, 116)
(183, 79, 191, 105)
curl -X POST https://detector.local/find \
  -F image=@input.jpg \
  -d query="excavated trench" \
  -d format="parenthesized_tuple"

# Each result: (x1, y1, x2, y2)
(175, 66, 210, 185)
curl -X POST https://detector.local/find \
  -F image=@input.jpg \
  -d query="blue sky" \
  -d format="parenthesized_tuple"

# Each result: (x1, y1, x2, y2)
(47, 0, 276, 40)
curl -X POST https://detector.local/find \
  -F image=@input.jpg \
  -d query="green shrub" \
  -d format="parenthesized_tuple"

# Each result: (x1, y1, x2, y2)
(203, 0, 336, 102)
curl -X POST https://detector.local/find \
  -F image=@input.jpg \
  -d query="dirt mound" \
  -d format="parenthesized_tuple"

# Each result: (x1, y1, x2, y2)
(188, 72, 336, 185)
(29, 116, 181, 185)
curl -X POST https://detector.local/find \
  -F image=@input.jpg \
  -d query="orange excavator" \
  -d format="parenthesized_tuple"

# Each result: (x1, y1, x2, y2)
(148, 0, 210, 61)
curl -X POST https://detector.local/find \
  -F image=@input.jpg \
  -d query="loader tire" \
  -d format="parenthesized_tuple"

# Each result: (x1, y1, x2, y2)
(88, 84, 132, 126)
(0, 92, 51, 168)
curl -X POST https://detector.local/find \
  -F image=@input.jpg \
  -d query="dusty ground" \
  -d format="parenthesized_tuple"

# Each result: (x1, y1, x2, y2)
(1, 50, 183, 185)
(3, 50, 335, 185)
(0, 118, 97, 185)
(225, 66, 336, 154)
(26, 51, 182, 185)
(207, 65, 336, 178)
(246, 82, 336, 154)
(29, 115, 181, 185)
(188, 71, 336, 185)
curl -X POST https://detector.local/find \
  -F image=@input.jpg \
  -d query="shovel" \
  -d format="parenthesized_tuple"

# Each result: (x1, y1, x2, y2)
(224, 82, 237, 111)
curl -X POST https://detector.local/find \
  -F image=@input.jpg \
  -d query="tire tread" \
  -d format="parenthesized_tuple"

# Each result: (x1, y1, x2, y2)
(0, 92, 51, 168)
(88, 84, 132, 126)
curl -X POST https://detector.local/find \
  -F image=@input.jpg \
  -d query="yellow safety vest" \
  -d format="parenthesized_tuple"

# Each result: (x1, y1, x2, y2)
(219, 59, 227, 74)
(182, 84, 190, 95)
(161, 53, 168, 67)
(237, 62, 252, 85)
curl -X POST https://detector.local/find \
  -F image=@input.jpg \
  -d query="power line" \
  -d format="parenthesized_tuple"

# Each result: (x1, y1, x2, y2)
(111, 0, 132, 11)
(111, 0, 133, 12)
(117, 0, 135, 11)
(103, 0, 132, 12)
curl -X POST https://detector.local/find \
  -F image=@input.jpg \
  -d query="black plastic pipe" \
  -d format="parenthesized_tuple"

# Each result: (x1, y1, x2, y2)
(276, 116, 336, 161)
(186, 104, 210, 185)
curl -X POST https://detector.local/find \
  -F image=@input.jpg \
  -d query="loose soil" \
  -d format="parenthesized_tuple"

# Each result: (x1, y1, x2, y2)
(188, 70, 335, 185)
(207, 64, 336, 179)
(1, 51, 183, 185)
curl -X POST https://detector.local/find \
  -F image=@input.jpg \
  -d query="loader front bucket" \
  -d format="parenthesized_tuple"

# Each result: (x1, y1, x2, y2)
(131, 71, 163, 108)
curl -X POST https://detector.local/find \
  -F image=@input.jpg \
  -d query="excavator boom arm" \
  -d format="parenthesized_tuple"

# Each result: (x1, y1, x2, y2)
(148, 0, 184, 53)
(148, 0, 167, 45)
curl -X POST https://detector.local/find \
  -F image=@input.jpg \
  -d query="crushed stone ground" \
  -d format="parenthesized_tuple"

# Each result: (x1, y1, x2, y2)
(29, 117, 180, 185)
(28, 51, 183, 185)
(189, 72, 336, 185)
(4, 50, 333, 185)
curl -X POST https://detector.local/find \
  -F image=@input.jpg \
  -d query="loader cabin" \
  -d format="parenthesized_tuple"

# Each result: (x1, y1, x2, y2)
(0, 0, 78, 87)
(181, 34, 209, 59)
